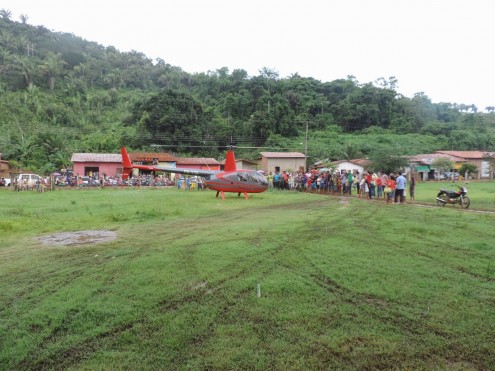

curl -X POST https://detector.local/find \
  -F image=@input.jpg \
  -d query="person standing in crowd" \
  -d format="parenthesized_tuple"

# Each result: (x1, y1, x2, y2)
(394, 171, 406, 204)
(359, 176, 366, 198)
(267, 172, 274, 188)
(380, 173, 388, 199)
(283, 171, 289, 190)
(375, 174, 383, 198)
(354, 171, 361, 195)
(363, 176, 370, 200)
(346, 170, 354, 195)
(409, 176, 416, 203)
(365, 171, 373, 199)
(370, 173, 377, 198)
(385, 175, 396, 204)
(340, 171, 347, 194)
(288, 172, 294, 190)
(273, 172, 280, 189)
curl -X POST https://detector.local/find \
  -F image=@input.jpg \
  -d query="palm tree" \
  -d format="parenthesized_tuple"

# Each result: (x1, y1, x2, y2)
(0, 30, 16, 51)
(103, 68, 123, 89)
(0, 47, 11, 68)
(341, 142, 361, 160)
(11, 137, 39, 168)
(14, 55, 36, 89)
(19, 14, 28, 24)
(0, 9, 12, 20)
(40, 52, 66, 90)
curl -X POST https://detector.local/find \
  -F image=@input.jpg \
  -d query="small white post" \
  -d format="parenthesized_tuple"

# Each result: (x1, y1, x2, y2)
(257, 283, 261, 298)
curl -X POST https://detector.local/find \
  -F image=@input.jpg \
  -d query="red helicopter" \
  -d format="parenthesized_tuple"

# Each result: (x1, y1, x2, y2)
(120, 146, 268, 199)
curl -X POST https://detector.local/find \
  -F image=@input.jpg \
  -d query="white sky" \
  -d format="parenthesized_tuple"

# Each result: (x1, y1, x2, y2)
(3, 0, 494, 110)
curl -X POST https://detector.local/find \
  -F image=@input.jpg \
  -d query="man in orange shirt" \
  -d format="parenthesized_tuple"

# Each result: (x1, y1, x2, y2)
(386, 176, 396, 204)
(376, 175, 383, 198)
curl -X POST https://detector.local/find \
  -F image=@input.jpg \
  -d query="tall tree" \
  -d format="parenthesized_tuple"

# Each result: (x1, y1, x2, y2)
(431, 158, 453, 177)
(0, 9, 12, 20)
(40, 52, 67, 90)
(127, 89, 214, 152)
(368, 147, 408, 173)
(14, 55, 36, 89)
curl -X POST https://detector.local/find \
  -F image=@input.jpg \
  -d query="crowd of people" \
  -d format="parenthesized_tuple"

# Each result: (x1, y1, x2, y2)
(9, 177, 48, 192)
(267, 169, 416, 204)
(3, 173, 176, 191)
(4, 168, 417, 204)
(175, 176, 206, 191)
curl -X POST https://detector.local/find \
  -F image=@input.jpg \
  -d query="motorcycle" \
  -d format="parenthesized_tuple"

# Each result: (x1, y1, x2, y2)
(436, 185, 470, 209)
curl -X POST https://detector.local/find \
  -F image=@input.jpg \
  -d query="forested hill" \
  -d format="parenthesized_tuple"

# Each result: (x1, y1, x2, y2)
(1, 12, 494, 174)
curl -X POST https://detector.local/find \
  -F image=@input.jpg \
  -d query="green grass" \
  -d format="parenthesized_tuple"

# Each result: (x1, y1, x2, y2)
(412, 179, 495, 210)
(0, 186, 494, 369)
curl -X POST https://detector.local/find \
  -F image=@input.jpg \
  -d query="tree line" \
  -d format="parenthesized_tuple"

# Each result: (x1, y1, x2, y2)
(0, 11, 494, 174)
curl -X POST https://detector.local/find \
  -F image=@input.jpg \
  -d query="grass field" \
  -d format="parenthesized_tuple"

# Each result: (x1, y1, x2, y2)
(1, 182, 494, 369)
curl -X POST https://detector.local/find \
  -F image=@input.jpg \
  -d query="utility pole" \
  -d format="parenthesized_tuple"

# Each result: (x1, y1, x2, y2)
(304, 121, 308, 172)
(26, 42, 34, 56)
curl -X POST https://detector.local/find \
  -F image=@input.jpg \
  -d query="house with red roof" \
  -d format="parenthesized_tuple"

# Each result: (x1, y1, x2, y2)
(435, 151, 494, 179)
(408, 151, 495, 180)
(71, 153, 123, 178)
(71, 150, 222, 179)
(129, 152, 177, 166)
(128, 151, 178, 178)
(175, 157, 221, 171)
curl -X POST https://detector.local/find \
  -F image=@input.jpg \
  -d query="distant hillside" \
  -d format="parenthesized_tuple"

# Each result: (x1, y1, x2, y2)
(0, 12, 494, 173)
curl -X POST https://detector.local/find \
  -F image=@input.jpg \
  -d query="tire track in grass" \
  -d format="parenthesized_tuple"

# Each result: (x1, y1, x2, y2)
(23, 204, 305, 369)
(251, 208, 472, 368)
(19, 248, 265, 369)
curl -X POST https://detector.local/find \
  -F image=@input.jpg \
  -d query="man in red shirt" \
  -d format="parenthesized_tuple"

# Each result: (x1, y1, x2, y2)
(375, 176, 383, 198)
(365, 172, 372, 199)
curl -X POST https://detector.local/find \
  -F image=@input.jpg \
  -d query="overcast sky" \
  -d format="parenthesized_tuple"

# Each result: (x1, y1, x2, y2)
(3, 0, 494, 110)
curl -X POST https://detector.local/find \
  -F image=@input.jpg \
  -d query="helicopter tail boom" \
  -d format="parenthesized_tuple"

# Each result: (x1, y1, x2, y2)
(120, 147, 133, 179)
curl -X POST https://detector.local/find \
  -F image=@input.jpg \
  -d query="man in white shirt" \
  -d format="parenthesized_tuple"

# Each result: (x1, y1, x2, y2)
(394, 172, 407, 204)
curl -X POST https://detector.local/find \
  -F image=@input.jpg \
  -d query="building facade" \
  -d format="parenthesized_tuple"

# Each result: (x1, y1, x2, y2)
(258, 152, 306, 173)
(176, 158, 221, 171)
(329, 159, 371, 175)
(409, 151, 495, 180)
(71, 153, 123, 178)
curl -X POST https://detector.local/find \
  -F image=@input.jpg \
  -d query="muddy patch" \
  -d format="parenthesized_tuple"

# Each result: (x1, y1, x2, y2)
(37, 230, 117, 246)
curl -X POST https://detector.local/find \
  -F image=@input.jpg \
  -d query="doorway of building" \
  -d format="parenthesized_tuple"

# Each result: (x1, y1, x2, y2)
(85, 167, 99, 177)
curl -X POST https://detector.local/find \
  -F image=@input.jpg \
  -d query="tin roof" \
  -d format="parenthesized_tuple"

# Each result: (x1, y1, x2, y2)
(260, 152, 306, 158)
(330, 158, 371, 167)
(71, 153, 122, 162)
(408, 153, 465, 165)
(176, 157, 221, 165)
(130, 152, 177, 162)
(435, 151, 492, 159)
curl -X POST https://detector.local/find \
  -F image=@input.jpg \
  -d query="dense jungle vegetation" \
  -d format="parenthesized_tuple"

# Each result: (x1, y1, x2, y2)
(1, 11, 494, 173)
